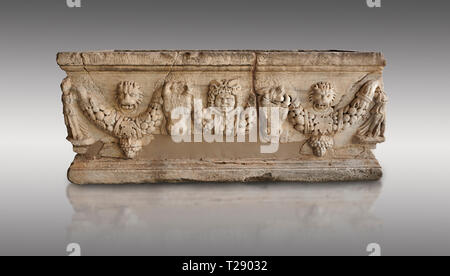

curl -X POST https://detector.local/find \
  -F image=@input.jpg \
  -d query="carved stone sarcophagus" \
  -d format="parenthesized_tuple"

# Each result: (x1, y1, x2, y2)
(57, 50, 387, 184)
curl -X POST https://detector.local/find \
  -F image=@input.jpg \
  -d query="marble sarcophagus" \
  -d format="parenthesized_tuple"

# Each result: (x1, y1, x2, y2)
(57, 50, 387, 184)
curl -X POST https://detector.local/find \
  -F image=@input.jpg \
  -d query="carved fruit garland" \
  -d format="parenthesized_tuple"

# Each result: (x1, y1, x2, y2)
(62, 76, 386, 159)
(286, 79, 385, 157)
(62, 77, 164, 159)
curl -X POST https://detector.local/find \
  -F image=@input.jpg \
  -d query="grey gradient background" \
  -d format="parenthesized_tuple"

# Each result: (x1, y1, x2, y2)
(0, 0, 449, 256)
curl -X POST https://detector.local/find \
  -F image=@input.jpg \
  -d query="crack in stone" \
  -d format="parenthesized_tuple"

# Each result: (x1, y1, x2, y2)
(161, 51, 180, 87)
(251, 51, 258, 98)
(80, 52, 102, 96)
(335, 72, 372, 109)
(251, 51, 261, 139)
(59, 51, 387, 184)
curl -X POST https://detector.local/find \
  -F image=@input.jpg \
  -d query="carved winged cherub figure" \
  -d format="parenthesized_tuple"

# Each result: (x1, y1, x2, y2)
(256, 85, 293, 139)
(61, 77, 94, 146)
(161, 81, 193, 135)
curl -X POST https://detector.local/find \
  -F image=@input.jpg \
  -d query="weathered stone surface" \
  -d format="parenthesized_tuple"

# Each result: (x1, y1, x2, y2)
(58, 50, 387, 184)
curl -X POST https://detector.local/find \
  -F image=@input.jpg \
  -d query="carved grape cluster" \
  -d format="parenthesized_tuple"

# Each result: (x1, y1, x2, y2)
(344, 106, 364, 127)
(308, 135, 334, 157)
(331, 96, 372, 131)
(288, 106, 307, 133)
(138, 103, 164, 134)
(113, 103, 164, 141)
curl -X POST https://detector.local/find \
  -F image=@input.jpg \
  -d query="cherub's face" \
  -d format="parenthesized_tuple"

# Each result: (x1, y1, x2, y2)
(215, 93, 236, 110)
(311, 89, 336, 111)
(117, 81, 143, 111)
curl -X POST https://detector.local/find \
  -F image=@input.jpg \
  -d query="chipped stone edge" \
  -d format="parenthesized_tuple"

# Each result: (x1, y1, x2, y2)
(57, 50, 386, 67)
(68, 158, 383, 185)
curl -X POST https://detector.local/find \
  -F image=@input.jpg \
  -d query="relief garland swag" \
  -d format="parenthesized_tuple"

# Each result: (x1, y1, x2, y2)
(58, 50, 387, 184)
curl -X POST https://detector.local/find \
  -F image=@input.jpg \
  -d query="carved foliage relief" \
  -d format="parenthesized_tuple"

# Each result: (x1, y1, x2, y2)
(287, 79, 387, 156)
(256, 77, 387, 157)
(61, 75, 387, 159)
(61, 77, 164, 158)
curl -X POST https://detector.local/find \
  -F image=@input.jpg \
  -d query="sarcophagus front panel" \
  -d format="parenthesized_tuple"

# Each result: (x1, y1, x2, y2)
(57, 50, 387, 184)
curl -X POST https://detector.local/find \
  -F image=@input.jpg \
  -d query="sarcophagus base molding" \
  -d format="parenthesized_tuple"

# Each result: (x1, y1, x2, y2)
(58, 50, 387, 184)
